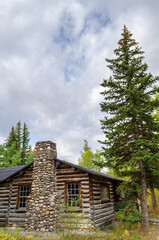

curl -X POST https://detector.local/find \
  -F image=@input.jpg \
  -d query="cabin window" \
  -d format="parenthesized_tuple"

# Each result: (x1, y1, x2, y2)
(65, 183, 81, 207)
(101, 186, 109, 201)
(17, 185, 30, 208)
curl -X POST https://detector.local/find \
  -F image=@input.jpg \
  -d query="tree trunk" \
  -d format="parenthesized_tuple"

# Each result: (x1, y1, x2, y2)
(139, 159, 149, 231)
(150, 187, 157, 210)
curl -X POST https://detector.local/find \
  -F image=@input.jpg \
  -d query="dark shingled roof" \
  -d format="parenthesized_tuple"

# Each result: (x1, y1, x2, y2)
(0, 164, 32, 183)
(55, 158, 123, 182)
(0, 158, 123, 183)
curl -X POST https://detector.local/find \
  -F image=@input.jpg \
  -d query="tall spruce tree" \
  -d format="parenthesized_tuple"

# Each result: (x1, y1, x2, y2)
(22, 123, 30, 165)
(5, 126, 16, 147)
(100, 26, 159, 231)
(15, 121, 22, 150)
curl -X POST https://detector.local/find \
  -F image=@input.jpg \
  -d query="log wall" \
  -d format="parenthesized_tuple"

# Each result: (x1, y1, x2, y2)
(56, 162, 116, 229)
(0, 183, 10, 227)
(0, 165, 33, 228)
(56, 162, 92, 229)
(90, 175, 115, 228)
(0, 161, 118, 230)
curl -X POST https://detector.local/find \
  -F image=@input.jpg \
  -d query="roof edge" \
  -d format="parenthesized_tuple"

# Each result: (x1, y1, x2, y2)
(0, 162, 33, 183)
(54, 158, 123, 182)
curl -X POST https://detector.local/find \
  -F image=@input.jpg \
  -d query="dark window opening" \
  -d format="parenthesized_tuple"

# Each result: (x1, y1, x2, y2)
(66, 183, 81, 207)
(17, 185, 30, 208)
(101, 186, 109, 201)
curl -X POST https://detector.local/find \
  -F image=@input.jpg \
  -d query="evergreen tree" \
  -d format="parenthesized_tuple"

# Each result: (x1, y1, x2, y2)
(0, 143, 22, 167)
(0, 121, 33, 167)
(15, 121, 22, 150)
(100, 26, 159, 231)
(5, 126, 16, 147)
(21, 123, 30, 164)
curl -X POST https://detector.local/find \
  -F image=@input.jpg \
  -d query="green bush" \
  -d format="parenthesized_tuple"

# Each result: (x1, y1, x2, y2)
(115, 202, 143, 223)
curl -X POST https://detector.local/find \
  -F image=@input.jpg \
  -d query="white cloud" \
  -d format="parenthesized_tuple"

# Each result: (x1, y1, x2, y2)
(0, 0, 159, 163)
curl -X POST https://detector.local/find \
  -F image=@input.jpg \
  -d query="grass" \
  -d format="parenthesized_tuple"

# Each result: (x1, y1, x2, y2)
(147, 189, 159, 219)
(1, 224, 159, 240)
(148, 207, 159, 219)
(1, 191, 159, 240)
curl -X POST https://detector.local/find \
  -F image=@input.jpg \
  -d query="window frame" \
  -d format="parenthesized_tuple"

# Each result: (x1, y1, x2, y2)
(16, 184, 31, 209)
(100, 184, 110, 203)
(64, 181, 82, 208)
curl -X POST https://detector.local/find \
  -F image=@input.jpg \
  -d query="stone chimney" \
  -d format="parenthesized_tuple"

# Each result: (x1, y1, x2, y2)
(26, 141, 57, 232)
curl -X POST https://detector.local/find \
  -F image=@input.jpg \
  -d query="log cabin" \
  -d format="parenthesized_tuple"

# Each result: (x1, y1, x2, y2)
(0, 141, 123, 231)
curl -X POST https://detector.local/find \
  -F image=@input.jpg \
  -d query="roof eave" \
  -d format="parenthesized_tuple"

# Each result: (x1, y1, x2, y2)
(0, 162, 33, 183)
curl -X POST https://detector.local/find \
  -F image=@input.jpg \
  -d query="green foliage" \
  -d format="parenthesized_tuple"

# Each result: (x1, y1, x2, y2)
(115, 201, 143, 223)
(0, 229, 16, 240)
(15, 121, 22, 150)
(1, 225, 159, 240)
(100, 25, 159, 175)
(0, 121, 33, 167)
(78, 140, 103, 171)
(21, 123, 31, 165)
(99, 26, 159, 223)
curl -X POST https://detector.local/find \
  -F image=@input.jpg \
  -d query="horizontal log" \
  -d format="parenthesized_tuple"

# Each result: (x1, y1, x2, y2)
(95, 215, 114, 225)
(0, 186, 9, 190)
(57, 168, 76, 172)
(81, 190, 89, 194)
(57, 174, 89, 180)
(95, 217, 114, 228)
(0, 218, 7, 221)
(93, 196, 101, 200)
(94, 210, 114, 220)
(92, 192, 101, 196)
(11, 186, 18, 189)
(92, 180, 111, 185)
(0, 194, 9, 197)
(57, 178, 89, 182)
(0, 206, 8, 210)
(0, 197, 9, 201)
(0, 209, 7, 213)
(93, 202, 113, 209)
(56, 183, 64, 187)
(10, 193, 17, 197)
(82, 198, 90, 202)
(0, 202, 8, 206)
(9, 205, 16, 209)
(10, 197, 17, 201)
(93, 200, 101, 204)
(0, 213, 6, 217)
(0, 190, 10, 193)
(56, 187, 65, 190)
(57, 171, 86, 176)
(82, 194, 90, 198)
(80, 181, 89, 184)
(81, 185, 89, 189)
(12, 179, 32, 183)
(82, 203, 90, 208)
(9, 213, 26, 218)
(8, 217, 26, 222)
(93, 207, 114, 215)
(92, 187, 101, 191)
(11, 188, 19, 193)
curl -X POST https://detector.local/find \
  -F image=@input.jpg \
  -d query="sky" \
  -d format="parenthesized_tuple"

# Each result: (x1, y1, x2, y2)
(0, 0, 159, 163)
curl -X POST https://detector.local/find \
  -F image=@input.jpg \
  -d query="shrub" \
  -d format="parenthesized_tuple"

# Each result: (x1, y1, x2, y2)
(115, 201, 143, 223)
